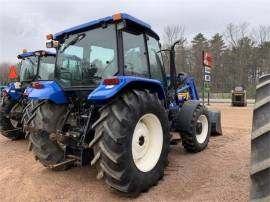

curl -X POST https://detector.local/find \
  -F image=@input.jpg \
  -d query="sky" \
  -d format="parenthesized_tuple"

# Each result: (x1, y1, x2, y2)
(0, 0, 269, 62)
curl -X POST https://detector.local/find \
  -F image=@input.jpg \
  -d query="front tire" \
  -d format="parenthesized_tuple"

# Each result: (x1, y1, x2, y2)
(181, 104, 211, 153)
(0, 96, 24, 140)
(91, 90, 170, 196)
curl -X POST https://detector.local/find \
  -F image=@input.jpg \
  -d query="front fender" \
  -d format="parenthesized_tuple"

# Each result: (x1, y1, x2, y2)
(27, 81, 68, 104)
(176, 100, 201, 132)
(88, 76, 165, 104)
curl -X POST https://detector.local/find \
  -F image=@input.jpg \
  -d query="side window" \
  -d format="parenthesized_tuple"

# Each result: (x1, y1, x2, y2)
(123, 31, 148, 77)
(38, 56, 55, 80)
(147, 36, 164, 81)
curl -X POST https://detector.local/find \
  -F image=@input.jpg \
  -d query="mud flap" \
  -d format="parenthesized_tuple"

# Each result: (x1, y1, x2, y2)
(208, 110, 222, 136)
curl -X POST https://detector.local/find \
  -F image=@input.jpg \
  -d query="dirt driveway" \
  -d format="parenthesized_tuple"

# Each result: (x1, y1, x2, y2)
(0, 104, 252, 202)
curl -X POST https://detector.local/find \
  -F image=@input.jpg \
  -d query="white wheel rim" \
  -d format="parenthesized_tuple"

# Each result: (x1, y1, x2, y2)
(195, 114, 209, 144)
(132, 113, 163, 172)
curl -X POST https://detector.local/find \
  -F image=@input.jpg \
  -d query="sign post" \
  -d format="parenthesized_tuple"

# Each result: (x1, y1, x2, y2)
(202, 51, 213, 105)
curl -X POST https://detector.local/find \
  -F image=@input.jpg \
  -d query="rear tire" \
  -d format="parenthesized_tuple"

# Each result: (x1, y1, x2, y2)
(0, 97, 24, 140)
(91, 90, 170, 196)
(25, 101, 68, 171)
(180, 104, 210, 153)
(251, 74, 270, 201)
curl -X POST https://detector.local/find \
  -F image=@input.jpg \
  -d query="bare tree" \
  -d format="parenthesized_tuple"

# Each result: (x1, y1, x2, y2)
(251, 25, 270, 44)
(224, 23, 238, 47)
(162, 25, 186, 48)
(161, 25, 186, 73)
(224, 23, 249, 47)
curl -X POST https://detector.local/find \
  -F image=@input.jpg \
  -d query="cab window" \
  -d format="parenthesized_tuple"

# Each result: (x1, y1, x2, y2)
(147, 36, 164, 81)
(38, 56, 55, 80)
(123, 31, 148, 77)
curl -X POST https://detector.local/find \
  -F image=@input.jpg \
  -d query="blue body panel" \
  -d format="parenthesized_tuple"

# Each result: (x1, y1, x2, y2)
(17, 50, 56, 59)
(176, 76, 199, 101)
(169, 76, 200, 110)
(3, 82, 21, 101)
(53, 13, 159, 40)
(27, 81, 68, 104)
(88, 76, 165, 103)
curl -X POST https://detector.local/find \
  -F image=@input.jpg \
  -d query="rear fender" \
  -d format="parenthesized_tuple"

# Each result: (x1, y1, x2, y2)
(3, 82, 22, 101)
(88, 76, 166, 104)
(27, 81, 68, 104)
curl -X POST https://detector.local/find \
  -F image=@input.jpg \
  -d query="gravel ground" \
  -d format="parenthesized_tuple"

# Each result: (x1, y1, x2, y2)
(0, 104, 252, 202)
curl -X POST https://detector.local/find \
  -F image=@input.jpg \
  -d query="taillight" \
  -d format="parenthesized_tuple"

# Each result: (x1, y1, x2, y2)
(32, 82, 43, 89)
(103, 78, 120, 85)
(2, 90, 8, 97)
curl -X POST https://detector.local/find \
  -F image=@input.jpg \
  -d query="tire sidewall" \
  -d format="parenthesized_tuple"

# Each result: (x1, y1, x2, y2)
(120, 93, 169, 190)
(191, 106, 211, 149)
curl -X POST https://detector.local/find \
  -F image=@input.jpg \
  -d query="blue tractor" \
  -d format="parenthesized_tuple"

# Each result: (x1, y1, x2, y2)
(0, 50, 55, 140)
(23, 13, 222, 196)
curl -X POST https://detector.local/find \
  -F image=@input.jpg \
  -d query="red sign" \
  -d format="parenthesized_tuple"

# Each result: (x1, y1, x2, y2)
(202, 51, 213, 67)
(8, 66, 17, 79)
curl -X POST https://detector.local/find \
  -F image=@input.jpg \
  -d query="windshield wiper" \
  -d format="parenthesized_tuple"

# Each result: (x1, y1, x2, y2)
(26, 57, 36, 66)
(60, 33, 86, 53)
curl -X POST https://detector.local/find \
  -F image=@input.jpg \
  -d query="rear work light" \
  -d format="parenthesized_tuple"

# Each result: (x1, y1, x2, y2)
(32, 82, 43, 89)
(103, 78, 120, 85)
(113, 13, 122, 21)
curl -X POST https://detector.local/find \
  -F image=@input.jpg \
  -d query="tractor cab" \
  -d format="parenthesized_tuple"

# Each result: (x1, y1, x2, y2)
(46, 13, 165, 97)
(18, 50, 56, 85)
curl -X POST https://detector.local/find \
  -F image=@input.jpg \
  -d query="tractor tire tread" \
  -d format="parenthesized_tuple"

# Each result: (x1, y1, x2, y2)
(24, 101, 68, 171)
(251, 75, 270, 201)
(0, 97, 24, 140)
(91, 89, 170, 196)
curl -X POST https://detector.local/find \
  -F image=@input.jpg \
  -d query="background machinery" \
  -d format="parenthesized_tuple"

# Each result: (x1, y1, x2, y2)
(231, 85, 247, 106)
(23, 13, 222, 196)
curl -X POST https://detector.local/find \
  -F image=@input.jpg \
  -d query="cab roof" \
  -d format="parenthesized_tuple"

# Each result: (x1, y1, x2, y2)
(17, 50, 56, 59)
(53, 13, 160, 40)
